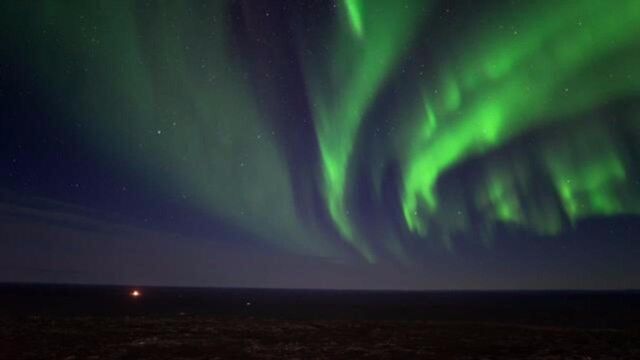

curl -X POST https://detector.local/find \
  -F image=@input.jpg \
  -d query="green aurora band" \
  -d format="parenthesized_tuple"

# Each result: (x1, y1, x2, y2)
(302, 0, 428, 260)
(399, 0, 640, 250)
(3, 0, 639, 263)
(3, 1, 340, 258)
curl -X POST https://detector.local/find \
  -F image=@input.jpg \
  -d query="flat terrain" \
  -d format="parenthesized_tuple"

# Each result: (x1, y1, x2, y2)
(2, 316, 639, 359)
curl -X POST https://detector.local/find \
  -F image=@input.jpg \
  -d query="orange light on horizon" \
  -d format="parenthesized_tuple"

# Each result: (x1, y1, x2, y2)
(130, 289, 141, 298)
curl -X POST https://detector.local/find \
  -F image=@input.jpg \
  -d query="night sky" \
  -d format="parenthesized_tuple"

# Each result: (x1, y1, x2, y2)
(1, 0, 640, 289)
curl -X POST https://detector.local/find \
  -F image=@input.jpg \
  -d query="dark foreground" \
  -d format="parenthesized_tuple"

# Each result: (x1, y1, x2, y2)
(3, 316, 640, 359)
(2, 285, 640, 359)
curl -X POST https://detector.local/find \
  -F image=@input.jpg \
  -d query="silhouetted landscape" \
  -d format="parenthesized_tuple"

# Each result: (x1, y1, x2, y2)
(2, 284, 640, 359)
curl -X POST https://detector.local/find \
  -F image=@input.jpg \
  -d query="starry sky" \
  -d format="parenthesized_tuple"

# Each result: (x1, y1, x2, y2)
(1, 0, 640, 289)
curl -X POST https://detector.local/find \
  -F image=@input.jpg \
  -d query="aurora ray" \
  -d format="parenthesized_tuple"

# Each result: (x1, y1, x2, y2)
(301, 0, 428, 260)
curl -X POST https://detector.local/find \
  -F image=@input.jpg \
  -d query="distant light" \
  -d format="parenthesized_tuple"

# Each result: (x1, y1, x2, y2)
(131, 290, 141, 298)
(246, 301, 252, 306)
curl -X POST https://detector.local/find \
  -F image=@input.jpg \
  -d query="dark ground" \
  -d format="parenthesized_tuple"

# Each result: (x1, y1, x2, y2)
(2, 285, 640, 359)
(3, 316, 640, 359)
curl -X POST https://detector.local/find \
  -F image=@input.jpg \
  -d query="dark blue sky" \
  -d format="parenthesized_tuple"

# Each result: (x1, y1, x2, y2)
(1, 0, 640, 289)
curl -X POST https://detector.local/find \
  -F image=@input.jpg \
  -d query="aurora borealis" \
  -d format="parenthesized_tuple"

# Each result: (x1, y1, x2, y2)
(1, 0, 640, 289)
